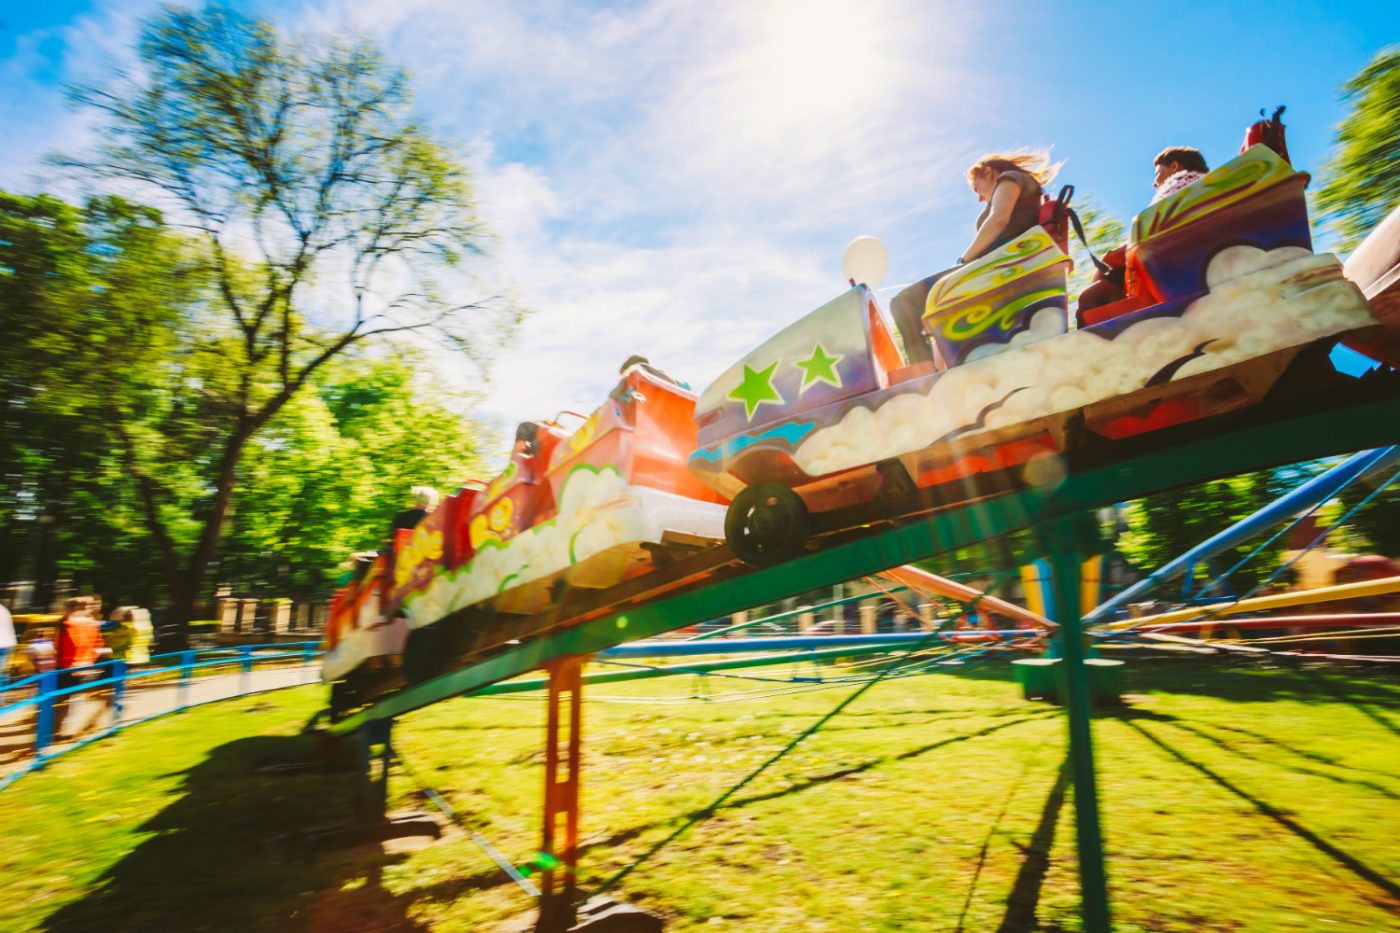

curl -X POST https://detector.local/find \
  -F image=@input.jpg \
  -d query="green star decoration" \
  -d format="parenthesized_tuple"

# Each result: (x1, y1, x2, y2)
(727, 360, 784, 420)
(794, 343, 844, 393)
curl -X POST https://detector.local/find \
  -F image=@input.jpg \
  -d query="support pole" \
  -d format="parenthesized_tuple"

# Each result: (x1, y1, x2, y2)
(355, 717, 394, 822)
(537, 654, 587, 933)
(1037, 514, 1111, 933)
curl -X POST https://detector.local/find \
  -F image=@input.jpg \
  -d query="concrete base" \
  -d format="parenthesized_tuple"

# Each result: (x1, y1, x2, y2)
(568, 897, 665, 932)
(289, 811, 443, 857)
(1014, 657, 1125, 705)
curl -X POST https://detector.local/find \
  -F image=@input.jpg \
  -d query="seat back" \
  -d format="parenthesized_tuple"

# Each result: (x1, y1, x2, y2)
(1129, 145, 1309, 305)
(923, 228, 1071, 367)
(1038, 185, 1073, 253)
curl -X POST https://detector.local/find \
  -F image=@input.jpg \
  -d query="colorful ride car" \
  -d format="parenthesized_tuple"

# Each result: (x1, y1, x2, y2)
(321, 552, 406, 693)
(689, 141, 1379, 566)
(379, 362, 728, 683)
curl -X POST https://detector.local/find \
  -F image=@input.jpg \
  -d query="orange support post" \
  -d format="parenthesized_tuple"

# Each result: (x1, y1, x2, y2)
(537, 654, 588, 932)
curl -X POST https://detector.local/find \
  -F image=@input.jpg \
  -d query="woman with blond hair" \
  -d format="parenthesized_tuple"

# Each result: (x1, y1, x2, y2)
(891, 151, 1058, 365)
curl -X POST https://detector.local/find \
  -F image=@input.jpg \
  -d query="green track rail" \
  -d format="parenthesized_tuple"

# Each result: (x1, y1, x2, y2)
(329, 389, 1400, 735)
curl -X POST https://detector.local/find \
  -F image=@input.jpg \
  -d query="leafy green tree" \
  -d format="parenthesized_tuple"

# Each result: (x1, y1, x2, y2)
(219, 353, 491, 596)
(0, 193, 211, 607)
(57, 4, 515, 630)
(1337, 472, 1400, 558)
(1317, 46, 1400, 252)
(1066, 200, 1126, 306)
(1117, 470, 1295, 595)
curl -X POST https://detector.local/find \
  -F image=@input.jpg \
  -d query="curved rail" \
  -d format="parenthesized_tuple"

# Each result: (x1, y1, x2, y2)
(0, 642, 321, 791)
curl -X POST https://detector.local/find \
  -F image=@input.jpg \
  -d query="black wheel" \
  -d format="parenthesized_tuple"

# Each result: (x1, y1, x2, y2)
(329, 680, 351, 721)
(725, 482, 811, 567)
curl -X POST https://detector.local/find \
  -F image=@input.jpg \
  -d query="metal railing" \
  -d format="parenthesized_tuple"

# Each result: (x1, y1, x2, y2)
(0, 642, 322, 790)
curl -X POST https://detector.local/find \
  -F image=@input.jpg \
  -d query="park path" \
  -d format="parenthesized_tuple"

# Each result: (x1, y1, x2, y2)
(1, 662, 322, 780)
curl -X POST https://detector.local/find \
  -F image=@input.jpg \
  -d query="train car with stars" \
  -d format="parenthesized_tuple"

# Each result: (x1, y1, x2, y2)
(689, 137, 1384, 566)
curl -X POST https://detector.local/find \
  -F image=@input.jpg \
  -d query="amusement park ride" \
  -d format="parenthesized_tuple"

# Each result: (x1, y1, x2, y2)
(320, 116, 1400, 931)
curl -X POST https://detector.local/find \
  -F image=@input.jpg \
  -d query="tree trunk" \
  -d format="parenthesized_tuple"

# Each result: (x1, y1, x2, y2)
(167, 427, 254, 645)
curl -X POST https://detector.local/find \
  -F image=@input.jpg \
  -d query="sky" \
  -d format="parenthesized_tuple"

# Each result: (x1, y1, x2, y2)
(1, 0, 1397, 453)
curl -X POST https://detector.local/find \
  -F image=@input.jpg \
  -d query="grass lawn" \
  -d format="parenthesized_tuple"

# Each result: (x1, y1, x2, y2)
(0, 658, 1396, 931)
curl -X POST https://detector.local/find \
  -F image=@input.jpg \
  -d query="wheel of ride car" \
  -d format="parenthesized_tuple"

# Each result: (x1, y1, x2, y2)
(329, 680, 350, 721)
(725, 482, 811, 568)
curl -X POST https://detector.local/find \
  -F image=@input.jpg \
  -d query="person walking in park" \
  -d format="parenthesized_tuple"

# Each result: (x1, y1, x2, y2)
(53, 598, 105, 738)
(101, 608, 134, 663)
(0, 602, 14, 690)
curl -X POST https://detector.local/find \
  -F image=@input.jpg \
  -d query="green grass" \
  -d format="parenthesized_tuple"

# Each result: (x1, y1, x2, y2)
(0, 660, 1397, 931)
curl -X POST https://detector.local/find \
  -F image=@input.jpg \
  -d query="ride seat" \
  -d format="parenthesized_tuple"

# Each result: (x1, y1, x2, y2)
(1080, 144, 1309, 329)
(922, 226, 1072, 368)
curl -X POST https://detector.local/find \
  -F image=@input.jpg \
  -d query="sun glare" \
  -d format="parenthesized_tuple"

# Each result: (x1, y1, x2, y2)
(728, 0, 906, 145)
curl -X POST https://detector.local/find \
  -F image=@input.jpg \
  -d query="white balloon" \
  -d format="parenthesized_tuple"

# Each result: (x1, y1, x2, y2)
(842, 235, 889, 287)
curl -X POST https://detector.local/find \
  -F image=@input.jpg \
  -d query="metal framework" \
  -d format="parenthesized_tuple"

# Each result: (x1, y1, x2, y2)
(331, 386, 1400, 933)
(537, 656, 587, 931)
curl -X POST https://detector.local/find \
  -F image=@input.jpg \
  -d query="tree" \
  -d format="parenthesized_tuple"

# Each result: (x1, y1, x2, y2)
(1316, 46, 1400, 253)
(1338, 473, 1400, 558)
(1117, 469, 1305, 596)
(59, 4, 515, 632)
(219, 352, 492, 597)
(0, 192, 210, 607)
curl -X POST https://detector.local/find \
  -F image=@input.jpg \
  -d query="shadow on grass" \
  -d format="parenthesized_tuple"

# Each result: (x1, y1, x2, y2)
(1121, 718, 1400, 907)
(1292, 666, 1400, 740)
(995, 757, 1071, 933)
(954, 658, 1400, 709)
(41, 734, 431, 933)
(722, 712, 1058, 812)
(1160, 717, 1400, 801)
(561, 711, 1061, 876)
(954, 751, 1039, 933)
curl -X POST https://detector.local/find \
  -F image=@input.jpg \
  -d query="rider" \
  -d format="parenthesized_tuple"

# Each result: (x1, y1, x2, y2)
(1077, 147, 1210, 320)
(891, 151, 1058, 366)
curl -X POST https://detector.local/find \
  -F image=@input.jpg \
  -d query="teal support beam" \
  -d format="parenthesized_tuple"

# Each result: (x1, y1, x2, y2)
(1038, 513, 1111, 933)
(688, 586, 910, 640)
(470, 638, 939, 697)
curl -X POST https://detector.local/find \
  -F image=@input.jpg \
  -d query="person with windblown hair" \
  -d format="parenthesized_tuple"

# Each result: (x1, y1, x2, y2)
(890, 151, 1059, 366)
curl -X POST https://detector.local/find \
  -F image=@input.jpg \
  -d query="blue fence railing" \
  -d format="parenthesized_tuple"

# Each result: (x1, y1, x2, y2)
(1, 641, 322, 791)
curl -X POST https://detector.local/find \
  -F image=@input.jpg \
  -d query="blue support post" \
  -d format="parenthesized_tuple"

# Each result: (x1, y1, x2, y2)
(301, 641, 316, 684)
(110, 660, 128, 727)
(177, 650, 195, 711)
(34, 671, 57, 755)
(1036, 514, 1111, 933)
(239, 646, 253, 696)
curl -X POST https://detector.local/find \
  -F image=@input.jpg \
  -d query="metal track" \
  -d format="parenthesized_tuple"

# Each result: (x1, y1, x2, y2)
(329, 380, 1400, 735)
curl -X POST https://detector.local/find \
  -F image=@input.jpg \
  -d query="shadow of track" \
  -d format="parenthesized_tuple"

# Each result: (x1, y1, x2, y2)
(955, 658, 1400, 709)
(1160, 717, 1400, 801)
(956, 752, 1039, 933)
(1294, 667, 1400, 741)
(40, 735, 429, 933)
(996, 758, 1071, 933)
(721, 712, 1058, 813)
(1121, 719, 1400, 910)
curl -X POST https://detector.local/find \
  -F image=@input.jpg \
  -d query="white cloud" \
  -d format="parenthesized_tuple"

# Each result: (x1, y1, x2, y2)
(296, 0, 996, 449)
(4, 0, 997, 466)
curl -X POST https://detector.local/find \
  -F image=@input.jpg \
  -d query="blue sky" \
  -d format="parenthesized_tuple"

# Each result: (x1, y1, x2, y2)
(1, 0, 1396, 441)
